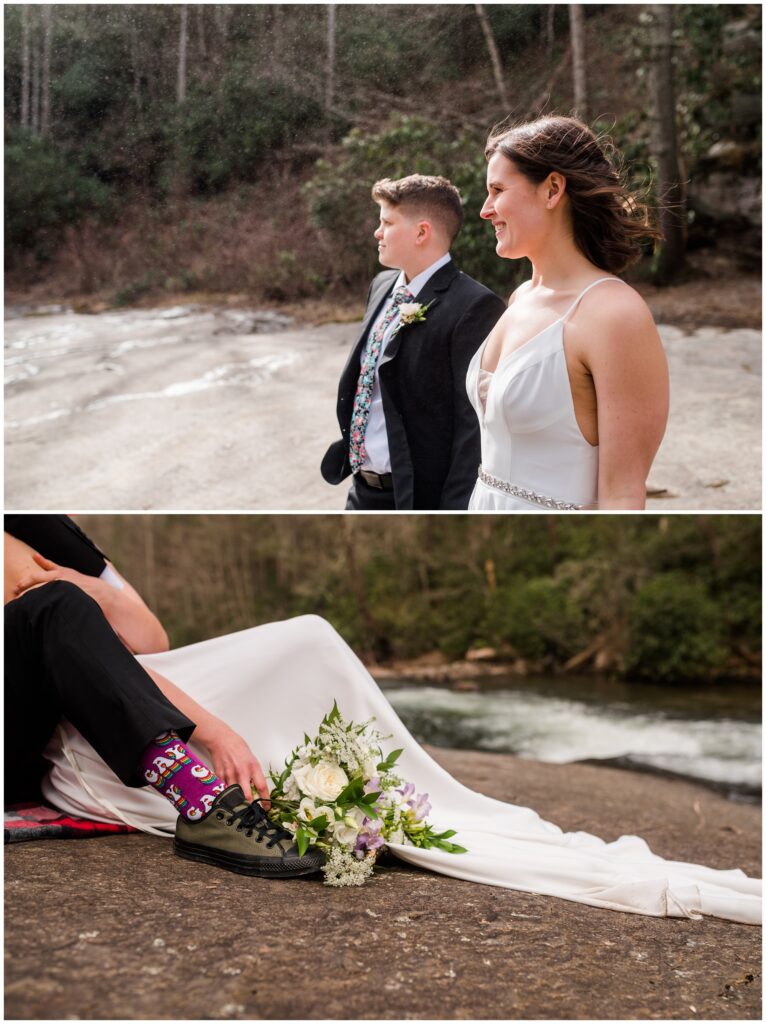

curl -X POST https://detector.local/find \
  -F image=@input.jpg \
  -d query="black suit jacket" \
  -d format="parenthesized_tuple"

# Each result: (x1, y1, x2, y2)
(4, 515, 107, 575)
(321, 261, 506, 509)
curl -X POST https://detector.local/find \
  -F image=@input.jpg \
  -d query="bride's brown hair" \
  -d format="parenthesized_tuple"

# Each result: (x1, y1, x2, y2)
(485, 115, 661, 273)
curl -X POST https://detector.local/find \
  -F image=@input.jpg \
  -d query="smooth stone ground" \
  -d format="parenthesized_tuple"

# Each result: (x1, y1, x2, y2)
(3, 308, 761, 510)
(5, 750, 761, 1020)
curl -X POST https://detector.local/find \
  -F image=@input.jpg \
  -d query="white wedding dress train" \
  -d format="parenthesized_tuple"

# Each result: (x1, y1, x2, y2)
(42, 616, 761, 925)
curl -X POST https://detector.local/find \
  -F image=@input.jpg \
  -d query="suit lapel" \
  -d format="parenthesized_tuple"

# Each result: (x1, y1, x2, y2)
(378, 261, 458, 367)
(340, 271, 398, 384)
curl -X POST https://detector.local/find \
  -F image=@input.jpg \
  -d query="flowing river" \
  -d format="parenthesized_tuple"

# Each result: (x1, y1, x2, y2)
(379, 674, 762, 801)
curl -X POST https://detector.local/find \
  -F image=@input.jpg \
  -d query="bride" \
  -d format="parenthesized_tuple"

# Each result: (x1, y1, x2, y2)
(38, 601, 760, 925)
(467, 116, 669, 511)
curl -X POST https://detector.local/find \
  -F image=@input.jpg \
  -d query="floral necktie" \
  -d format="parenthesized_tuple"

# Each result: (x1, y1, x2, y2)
(348, 285, 412, 472)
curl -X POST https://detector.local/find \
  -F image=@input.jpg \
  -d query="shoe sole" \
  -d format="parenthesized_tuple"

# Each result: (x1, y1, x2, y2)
(174, 837, 323, 877)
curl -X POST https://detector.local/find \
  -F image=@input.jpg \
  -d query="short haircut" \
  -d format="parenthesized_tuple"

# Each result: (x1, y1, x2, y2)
(371, 174, 464, 245)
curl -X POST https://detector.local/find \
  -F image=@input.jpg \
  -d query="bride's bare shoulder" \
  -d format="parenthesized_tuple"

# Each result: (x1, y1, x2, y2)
(507, 279, 532, 308)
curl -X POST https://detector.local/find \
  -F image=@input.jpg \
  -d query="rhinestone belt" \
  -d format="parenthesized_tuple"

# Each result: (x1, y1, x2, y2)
(478, 465, 582, 510)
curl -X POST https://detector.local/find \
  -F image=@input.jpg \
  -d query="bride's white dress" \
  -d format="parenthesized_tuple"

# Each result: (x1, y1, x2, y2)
(42, 615, 760, 925)
(466, 278, 624, 511)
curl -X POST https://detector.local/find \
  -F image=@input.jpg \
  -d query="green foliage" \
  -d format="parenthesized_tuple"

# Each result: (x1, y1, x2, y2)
(5, 5, 760, 291)
(4, 132, 111, 256)
(170, 74, 324, 196)
(625, 573, 728, 684)
(82, 510, 759, 689)
(486, 576, 586, 662)
(304, 114, 523, 293)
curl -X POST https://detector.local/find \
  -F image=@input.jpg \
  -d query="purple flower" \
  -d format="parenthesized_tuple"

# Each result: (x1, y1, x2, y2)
(399, 782, 415, 800)
(408, 791, 431, 822)
(363, 776, 381, 795)
(354, 818, 385, 858)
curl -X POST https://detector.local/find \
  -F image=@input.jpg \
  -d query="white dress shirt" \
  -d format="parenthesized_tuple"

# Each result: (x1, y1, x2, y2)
(361, 252, 452, 473)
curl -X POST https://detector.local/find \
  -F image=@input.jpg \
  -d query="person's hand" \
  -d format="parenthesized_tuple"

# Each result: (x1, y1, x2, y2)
(13, 552, 107, 603)
(197, 718, 270, 809)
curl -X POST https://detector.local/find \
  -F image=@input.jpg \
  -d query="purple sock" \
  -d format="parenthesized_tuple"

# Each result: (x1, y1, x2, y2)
(139, 731, 226, 821)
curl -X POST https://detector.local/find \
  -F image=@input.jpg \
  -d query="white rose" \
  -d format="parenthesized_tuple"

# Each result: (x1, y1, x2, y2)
(333, 807, 365, 847)
(293, 760, 349, 802)
(283, 773, 300, 801)
(399, 302, 421, 318)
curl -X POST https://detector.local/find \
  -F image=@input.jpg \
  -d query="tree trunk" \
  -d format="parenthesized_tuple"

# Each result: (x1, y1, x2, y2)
(340, 520, 389, 662)
(130, 20, 142, 119)
(177, 4, 188, 105)
(569, 4, 587, 119)
(196, 4, 206, 59)
(474, 4, 509, 112)
(326, 4, 336, 123)
(41, 5, 52, 137)
(31, 37, 40, 135)
(648, 4, 686, 281)
(20, 5, 30, 129)
(546, 5, 556, 61)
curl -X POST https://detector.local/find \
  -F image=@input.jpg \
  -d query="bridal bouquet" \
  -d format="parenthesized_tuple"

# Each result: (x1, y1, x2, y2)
(267, 702, 466, 886)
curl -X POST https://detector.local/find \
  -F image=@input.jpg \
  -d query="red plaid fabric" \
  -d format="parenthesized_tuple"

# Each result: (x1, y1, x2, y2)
(4, 803, 137, 843)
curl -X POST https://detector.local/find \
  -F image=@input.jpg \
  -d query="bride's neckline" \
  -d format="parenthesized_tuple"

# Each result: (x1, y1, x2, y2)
(478, 276, 623, 375)
(478, 314, 566, 375)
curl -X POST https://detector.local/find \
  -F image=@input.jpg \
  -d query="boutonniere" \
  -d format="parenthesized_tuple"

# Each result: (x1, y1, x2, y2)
(398, 301, 433, 327)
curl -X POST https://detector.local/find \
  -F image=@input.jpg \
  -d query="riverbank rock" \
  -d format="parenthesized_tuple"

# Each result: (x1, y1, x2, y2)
(5, 750, 760, 1020)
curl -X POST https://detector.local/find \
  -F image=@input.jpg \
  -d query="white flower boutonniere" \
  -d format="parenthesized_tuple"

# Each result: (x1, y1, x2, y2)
(398, 301, 433, 327)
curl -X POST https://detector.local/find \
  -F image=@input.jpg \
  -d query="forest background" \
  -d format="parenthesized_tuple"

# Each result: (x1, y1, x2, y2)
(79, 514, 762, 687)
(4, 3, 762, 310)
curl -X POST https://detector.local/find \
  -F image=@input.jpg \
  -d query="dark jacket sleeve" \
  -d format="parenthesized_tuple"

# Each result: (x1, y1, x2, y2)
(440, 290, 506, 509)
(3, 514, 107, 576)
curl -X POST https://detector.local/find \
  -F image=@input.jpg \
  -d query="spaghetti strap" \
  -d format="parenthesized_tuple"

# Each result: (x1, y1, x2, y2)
(562, 276, 625, 322)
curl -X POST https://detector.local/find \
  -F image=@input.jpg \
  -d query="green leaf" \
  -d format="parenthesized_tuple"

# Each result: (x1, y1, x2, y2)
(354, 800, 379, 820)
(433, 839, 468, 854)
(310, 814, 329, 832)
(296, 828, 310, 858)
(336, 776, 365, 804)
(377, 748, 403, 772)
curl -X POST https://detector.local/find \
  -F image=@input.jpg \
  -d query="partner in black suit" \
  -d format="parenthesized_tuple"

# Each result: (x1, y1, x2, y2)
(321, 174, 506, 510)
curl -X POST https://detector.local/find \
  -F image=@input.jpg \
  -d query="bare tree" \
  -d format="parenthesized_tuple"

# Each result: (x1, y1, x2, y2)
(569, 4, 587, 118)
(129, 17, 142, 120)
(546, 5, 556, 61)
(20, 5, 30, 129)
(326, 4, 336, 120)
(475, 4, 509, 112)
(41, 5, 52, 137)
(177, 4, 188, 105)
(215, 4, 231, 43)
(196, 4, 207, 59)
(31, 33, 41, 135)
(648, 4, 686, 280)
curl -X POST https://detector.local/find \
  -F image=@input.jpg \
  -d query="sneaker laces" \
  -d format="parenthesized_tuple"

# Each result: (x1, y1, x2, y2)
(225, 798, 294, 849)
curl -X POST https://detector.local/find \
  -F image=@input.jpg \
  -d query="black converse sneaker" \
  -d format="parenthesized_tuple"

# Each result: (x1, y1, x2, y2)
(174, 784, 324, 877)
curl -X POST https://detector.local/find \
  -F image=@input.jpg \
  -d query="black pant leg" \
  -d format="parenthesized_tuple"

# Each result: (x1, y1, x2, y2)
(345, 476, 397, 510)
(4, 581, 195, 801)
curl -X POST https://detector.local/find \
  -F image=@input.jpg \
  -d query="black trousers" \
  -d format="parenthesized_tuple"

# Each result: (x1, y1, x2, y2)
(345, 475, 397, 510)
(4, 581, 195, 803)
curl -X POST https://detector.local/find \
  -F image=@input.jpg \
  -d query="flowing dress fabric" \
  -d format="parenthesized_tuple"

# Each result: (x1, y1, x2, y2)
(466, 278, 625, 511)
(42, 616, 761, 925)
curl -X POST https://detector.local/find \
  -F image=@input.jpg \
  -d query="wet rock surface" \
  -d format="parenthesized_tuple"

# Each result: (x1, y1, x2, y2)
(5, 750, 761, 1020)
(3, 308, 761, 510)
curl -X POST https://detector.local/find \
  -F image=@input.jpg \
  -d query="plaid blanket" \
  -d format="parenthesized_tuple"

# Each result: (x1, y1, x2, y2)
(4, 803, 137, 843)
